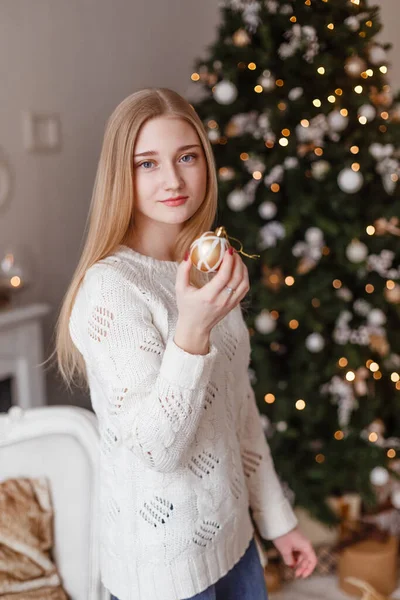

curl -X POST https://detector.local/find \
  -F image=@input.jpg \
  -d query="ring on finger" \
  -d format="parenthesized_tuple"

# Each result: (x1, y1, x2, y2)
(225, 286, 236, 294)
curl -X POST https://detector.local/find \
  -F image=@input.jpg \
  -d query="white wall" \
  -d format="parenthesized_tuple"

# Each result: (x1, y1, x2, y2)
(0, 0, 399, 410)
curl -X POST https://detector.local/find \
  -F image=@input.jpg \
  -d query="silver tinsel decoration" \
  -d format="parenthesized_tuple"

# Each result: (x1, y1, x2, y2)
(279, 24, 319, 63)
(258, 221, 286, 249)
(321, 376, 358, 428)
(220, 0, 261, 32)
(264, 164, 284, 186)
(368, 250, 399, 279)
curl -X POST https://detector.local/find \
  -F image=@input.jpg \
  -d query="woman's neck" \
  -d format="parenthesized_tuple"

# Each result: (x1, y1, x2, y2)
(124, 222, 182, 262)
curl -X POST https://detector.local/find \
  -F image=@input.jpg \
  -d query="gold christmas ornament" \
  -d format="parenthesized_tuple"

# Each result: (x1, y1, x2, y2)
(261, 265, 284, 291)
(225, 121, 240, 137)
(352, 367, 370, 396)
(232, 28, 251, 47)
(390, 103, 400, 123)
(218, 166, 236, 181)
(189, 226, 259, 273)
(385, 284, 400, 304)
(374, 217, 400, 237)
(198, 67, 210, 83)
(370, 86, 393, 108)
(190, 228, 230, 272)
(345, 55, 368, 78)
(369, 334, 390, 357)
(297, 256, 318, 275)
(297, 142, 317, 157)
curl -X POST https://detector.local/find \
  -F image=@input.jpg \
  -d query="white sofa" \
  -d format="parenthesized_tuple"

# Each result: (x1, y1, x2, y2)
(0, 405, 110, 600)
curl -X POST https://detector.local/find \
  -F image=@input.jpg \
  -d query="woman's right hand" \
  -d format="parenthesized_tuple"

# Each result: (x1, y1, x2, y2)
(174, 247, 250, 352)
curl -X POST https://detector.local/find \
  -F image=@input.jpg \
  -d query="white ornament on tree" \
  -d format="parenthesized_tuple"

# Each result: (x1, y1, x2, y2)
(255, 310, 277, 334)
(264, 165, 284, 186)
(213, 80, 238, 105)
(369, 143, 394, 161)
(337, 168, 364, 194)
(367, 308, 387, 327)
(306, 332, 325, 353)
(305, 227, 324, 245)
(288, 87, 303, 101)
(280, 4, 293, 15)
(369, 45, 387, 66)
(344, 55, 367, 77)
(258, 221, 285, 249)
(266, 0, 278, 13)
(370, 466, 390, 486)
(346, 240, 368, 263)
(208, 129, 220, 142)
(328, 110, 349, 133)
(358, 104, 376, 122)
(382, 173, 397, 195)
(227, 189, 248, 211)
(354, 299, 371, 317)
(311, 160, 331, 181)
(345, 16, 360, 31)
(391, 489, 400, 509)
(337, 287, 353, 302)
(276, 421, 288, 432)
(284, 157, 299, 169)
(258, 201, 277, 220)
(259, 70, 275, 92)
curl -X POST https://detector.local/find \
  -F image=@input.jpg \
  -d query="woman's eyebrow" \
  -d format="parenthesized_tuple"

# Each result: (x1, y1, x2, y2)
(134, 144, 201, 158)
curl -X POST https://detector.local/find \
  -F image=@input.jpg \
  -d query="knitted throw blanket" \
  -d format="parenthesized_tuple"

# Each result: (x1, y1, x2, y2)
(0, 477, 68, 599)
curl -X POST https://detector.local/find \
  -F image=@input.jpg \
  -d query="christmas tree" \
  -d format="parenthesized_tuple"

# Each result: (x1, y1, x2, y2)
(189, 0, 400, 524)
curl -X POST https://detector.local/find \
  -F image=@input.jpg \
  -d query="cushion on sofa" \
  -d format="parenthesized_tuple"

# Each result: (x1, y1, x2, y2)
(0, 477, 68, 599)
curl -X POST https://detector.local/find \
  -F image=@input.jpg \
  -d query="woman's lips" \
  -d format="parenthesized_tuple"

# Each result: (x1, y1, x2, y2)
(162, 197, 188, 207)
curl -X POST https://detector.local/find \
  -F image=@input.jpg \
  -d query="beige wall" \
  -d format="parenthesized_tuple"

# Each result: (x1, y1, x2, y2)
(0, 0, 220, 409)
(379, 0, 400, 87)
(0, 1, 399, 410)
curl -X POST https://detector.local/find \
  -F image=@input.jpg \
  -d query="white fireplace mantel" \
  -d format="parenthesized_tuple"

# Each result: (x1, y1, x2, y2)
(0, 303, 52, 408)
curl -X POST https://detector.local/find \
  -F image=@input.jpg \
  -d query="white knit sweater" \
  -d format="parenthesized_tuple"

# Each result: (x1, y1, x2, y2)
(69, 245, 298, 600)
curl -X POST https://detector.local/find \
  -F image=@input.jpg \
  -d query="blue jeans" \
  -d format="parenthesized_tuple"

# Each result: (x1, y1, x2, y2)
(110, 537, 268, 600)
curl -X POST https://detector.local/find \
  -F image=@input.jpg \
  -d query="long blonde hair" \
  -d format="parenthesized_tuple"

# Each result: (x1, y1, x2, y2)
(48, 88, 218, 391)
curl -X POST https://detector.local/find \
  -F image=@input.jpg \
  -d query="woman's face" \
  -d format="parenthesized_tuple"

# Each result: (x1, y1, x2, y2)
(132, 116, 208, 229)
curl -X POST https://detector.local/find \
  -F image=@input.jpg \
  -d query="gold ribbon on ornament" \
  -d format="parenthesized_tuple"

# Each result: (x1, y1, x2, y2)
(215, 227, 260, 260)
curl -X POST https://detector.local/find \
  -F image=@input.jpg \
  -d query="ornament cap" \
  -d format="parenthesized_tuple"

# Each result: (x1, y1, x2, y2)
(215, 226, 228, 238)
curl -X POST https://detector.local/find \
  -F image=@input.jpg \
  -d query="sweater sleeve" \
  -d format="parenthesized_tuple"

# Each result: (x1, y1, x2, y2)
(240, 377, 298, 539)
(69, 264, 217, 473)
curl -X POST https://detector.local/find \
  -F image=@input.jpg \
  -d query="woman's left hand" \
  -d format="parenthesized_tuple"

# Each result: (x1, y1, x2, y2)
(272, 526, 317, 578)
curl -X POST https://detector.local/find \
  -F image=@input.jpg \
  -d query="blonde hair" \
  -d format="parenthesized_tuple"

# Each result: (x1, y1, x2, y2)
(48, 88, 218, 391)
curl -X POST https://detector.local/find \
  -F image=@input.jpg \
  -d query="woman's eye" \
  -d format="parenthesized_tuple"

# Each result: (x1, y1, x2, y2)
(180, 153, 197, 163)
(138, 161, 154, 169)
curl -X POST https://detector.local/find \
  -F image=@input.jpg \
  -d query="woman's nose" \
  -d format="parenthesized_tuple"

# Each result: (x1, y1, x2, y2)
(162, 162, 183, 190)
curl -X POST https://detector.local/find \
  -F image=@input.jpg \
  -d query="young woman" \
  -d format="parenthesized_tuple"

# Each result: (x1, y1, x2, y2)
(54, 88, 317, 600)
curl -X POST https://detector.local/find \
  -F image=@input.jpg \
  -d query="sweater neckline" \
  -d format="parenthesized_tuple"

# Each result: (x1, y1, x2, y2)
(115, 244, 180, 274)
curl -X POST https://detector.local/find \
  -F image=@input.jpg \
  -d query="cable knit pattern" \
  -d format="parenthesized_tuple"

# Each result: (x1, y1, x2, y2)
(69, 245, 298, 600)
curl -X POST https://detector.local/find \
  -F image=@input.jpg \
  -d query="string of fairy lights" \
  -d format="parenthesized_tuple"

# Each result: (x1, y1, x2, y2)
(189, 0, 400, 466)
